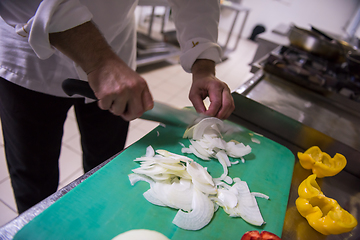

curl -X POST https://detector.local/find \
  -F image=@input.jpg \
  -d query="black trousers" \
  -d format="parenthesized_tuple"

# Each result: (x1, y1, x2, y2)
(0, 77, 129, 213)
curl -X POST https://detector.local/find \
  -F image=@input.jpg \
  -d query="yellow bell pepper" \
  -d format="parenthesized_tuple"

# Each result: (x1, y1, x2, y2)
(297, 146, 346, 178)
(296, 174, 358, 235)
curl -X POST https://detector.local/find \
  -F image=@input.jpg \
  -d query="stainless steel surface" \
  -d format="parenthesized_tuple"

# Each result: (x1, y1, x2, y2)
(235, 71, 360, 177)
(229, 92, 360, 239)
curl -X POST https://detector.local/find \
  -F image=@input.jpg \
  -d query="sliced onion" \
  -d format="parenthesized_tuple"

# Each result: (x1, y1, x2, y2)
(223, 176, 233, 185)
(251, 137, 261, 144)
(228, 181, 265, 226)
(251, 192, 270, 200)
(145, 145, 155, 157)
(226, 142, 251, 158)
(183, 125, 195, 138)
(128, 173, 154, 186)
(192, 117, 224, 140)
(130, 147, 267, 231)
(186, 161, 214, 187)
(143, 188, 166, 207)
(156, 149, 193, 163)
(172, 188, 215, 230)
(151, 180, 193, 210)
(216, 188, 238, 209)
(189, 140, 212, 158)
(215, 151, 229, 177)
(192, 178, 217, 195)
(188, 145, 210, 160)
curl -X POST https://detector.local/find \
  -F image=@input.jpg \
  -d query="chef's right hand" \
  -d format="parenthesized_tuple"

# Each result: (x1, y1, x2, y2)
(49, 21, 153, 121)
(87, 56, 154, 121)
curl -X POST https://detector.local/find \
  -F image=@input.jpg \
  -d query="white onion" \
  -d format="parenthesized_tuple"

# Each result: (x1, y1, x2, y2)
(129, 146, 268, 231)
(143, 188, 167, 206)
(227, 181, 265, 226)
(189, 140, 212, 159)
(186, 161, 214, 187)
(145, 145, 155, 157)
(251, 137, 261, 144)
(251, 192, 270, 200)
(215, 151, 229, 178)
(223, 176, 233, 185)
(128, 173, 154, 186)
(189, 145, 210, 160)
(216, 188, 238, 209)
(192, 117, 224, 140)
(172, 188, 215, 230)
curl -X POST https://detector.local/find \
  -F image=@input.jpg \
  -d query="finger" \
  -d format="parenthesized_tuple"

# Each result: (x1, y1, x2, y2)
(97, 94, 116, 110)
(120, 96, 144, 121)
(121, 87, 153, 121)
(142, 86, 154, 111)
(204, 86, 223, 117)
(189, 89, 207, 114)
(215, 90, 235, 119)
(108, 95, 128, 116)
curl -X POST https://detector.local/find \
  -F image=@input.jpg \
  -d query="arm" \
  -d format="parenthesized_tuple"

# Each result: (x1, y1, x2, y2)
(168, 0, 235, 119)
(49, 21, 154, 121)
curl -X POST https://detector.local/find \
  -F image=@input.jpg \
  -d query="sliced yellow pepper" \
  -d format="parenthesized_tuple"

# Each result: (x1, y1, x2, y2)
(297, 146, 347, 178)
(296, 174, 358, 235)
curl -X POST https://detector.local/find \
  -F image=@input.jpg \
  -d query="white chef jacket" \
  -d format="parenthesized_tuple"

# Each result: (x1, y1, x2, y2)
(0, 0, 222, 97)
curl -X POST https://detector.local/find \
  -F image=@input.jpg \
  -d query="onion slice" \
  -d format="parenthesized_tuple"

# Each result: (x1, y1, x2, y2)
(227, 181, 265, 226)
(172, 188, 215, 230)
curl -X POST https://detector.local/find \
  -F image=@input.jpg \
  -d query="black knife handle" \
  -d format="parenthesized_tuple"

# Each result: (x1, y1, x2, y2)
(62, 78, 98, 100)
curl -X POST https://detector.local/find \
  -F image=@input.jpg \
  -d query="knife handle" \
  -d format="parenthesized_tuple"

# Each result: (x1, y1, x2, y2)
(62, 78, 97, 100)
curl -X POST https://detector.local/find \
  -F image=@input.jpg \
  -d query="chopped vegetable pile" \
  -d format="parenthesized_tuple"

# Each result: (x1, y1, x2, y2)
(129, 117, 269, 230)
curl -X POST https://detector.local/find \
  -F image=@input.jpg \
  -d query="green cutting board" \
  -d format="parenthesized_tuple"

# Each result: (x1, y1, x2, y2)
(14, 123, 294, 240)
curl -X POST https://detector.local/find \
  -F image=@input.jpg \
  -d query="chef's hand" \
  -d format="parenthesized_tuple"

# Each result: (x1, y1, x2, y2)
(49, 21, 154, 121)
(190, 59, 235, 119)
(87, 56, 154, 121)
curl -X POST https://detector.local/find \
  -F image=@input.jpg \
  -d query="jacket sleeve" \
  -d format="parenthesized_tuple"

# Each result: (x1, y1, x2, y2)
(167, 0, 222, 73)
(0, 0, 93, 59)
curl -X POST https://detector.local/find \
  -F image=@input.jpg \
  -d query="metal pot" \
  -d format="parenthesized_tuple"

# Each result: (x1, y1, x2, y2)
(288, 25, 346, 62)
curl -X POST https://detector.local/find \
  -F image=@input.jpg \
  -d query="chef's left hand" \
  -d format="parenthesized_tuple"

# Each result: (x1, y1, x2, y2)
(190, 59, 235, 119)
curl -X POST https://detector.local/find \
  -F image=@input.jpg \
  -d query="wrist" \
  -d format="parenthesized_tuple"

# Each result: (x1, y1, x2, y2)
(191, 59, 216, 78)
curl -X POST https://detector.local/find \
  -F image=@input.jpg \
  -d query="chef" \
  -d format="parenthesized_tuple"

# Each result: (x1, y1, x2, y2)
(0, 0, 235, 214)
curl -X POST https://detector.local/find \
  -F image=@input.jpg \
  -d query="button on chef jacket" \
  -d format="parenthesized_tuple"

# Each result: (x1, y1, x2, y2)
(0, 0, 222, 98)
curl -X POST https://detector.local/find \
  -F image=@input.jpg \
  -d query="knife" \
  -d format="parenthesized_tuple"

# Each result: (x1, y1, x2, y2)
(62, 78, 203, 128)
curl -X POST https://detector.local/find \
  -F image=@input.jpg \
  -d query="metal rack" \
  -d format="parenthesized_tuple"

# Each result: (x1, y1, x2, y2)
(136, 0, 181, 67)
(136, 0, 251, 66)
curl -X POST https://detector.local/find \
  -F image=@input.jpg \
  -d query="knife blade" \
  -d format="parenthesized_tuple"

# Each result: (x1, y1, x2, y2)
(62, 78, 203, 128)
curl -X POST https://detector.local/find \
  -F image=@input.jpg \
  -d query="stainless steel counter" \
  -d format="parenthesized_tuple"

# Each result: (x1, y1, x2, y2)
(230, 70, 360, 239)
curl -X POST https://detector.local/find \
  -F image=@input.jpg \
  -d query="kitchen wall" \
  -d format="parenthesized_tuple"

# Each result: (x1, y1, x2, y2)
(220, 0, 360, 39)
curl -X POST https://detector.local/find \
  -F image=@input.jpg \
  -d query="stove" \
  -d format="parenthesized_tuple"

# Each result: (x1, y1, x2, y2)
(263, 46, 360, 107)
(235, 45, 360, 178)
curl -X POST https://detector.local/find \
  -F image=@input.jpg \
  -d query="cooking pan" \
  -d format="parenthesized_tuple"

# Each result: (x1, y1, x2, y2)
(310, 25, 355, 53)
(288, 25, 348, 62)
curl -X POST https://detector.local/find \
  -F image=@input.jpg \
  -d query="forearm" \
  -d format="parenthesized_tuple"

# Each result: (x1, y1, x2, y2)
(49, 21, 119, 74)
